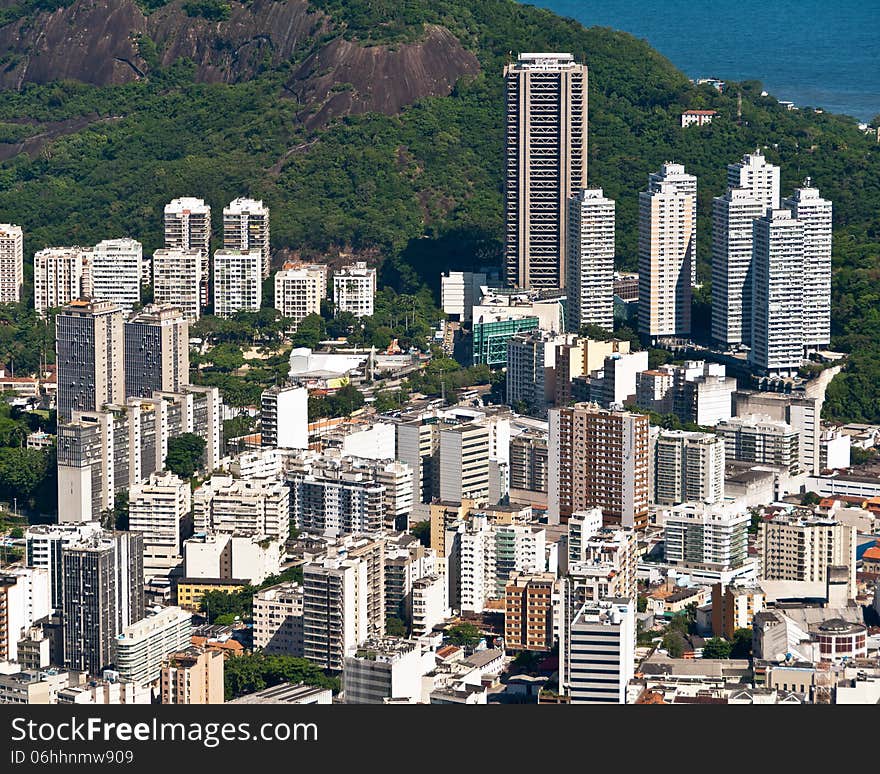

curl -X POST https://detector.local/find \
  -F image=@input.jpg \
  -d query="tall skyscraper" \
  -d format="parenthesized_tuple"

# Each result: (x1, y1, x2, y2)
(33, 247, 93, 316)
(223, 197, 271, 279)
(212, 248, 262, 318)
(566, 188, 615, 333)
(638, 174, 694, 342)
(56, 299, 125, 421)
(91, 238, 143, 313)
(711, 188, 764, 346)
(712, 151, 780, 348)
(648, 163, 698, 286)
(652, 430, 725, 506)
(548, 402, 650, 529)
(0, 224, 23, 304)
(153, 248, 203, 323)
(504, 52, 588, 289)
(164, 197, 211, 309)
(783, 182, 832, 351)
(727, 150, 780, 214)
(749, 209, 805, 376)
(61, 530, 144, 675)
(124, 304, 189, 398)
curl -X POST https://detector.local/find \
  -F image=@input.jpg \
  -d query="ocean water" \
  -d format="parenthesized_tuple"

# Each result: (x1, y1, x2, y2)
(528, 0, 880, 122)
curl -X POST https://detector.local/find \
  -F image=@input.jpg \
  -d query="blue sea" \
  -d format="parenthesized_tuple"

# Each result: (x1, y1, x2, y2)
(528, 0, 880, 122)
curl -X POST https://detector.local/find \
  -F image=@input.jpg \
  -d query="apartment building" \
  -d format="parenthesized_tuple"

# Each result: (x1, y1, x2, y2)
(504, 53, 588, 289)
(566, 188, 615, 332)
(0, 223, 23, 303)
(164, 197, 211, 309)
(223, 197, 270, 279)
(333, 261, 376, 318)
(504, 572, 557, 652)
(212, 248, 262, 318)
(252, 582, 303, 656)
(124, 304, 189, 399)
(274, 263, 326, 329)
(91, 238, 142, 312)
(663, 501, 750, 574)
(194, 475, 290, 541)
(548, 402, 650, 528)
(715, 414, 801, 474)
(260, 385, 308, 449)
(652, 429, 725, 506)
(160, 647, 224, 704)
(114, 606, 193, 684)
(152, 248, 203, 322)
(56, 299, 125, 421)
(34, 246, 92, 316)
(128, 471, 192, 579)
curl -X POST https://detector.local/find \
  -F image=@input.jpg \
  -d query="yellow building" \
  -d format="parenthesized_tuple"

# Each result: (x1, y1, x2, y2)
(176, 578, 247, 611)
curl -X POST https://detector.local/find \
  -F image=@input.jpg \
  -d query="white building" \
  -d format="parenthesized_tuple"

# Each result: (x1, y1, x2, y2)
(411, 574, 448, 638)
(302, 555, 369, 671)
(128, 471, 192, 580)
(25, 522, 103, 611)
(663, 501, 750, 571)
(727, 150, 780, 214)
(648, 163, 698, 287)
(183, 533, 283, 586)
(223, 197, 270, 279)
(566, 188, 615, 332)
(114, 606, 193, 685)
(260, 385, 308, 449)
(506, 330, 570, 418)
(0, 567, 51, 662)
(193, 476, 290, 540)
(343, 638, 430, 704)
(638, 173, 694, 341)
(652, 430, 725, 506)
(566, 597, 634, 703)
(783, 183, 832, 351)
(164, 197, 211, 310)
(91, 239, 143, 313)
(153, 248, 202, 323)
(438, 423, 491, 502)
(0, 224, 23, 304)
(274, 263, 326, 329)
(33, 247, 92, 315)
(333, 262, 376, 318)
(212, 249, 262, 318)
(749, 209, 805, 376)
(252, 582, 303, 656)
(441, 271, 486, 322)
(711, 188, 765, 347)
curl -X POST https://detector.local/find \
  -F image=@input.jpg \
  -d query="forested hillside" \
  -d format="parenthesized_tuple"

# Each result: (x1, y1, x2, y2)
(0, 0, 877, 419)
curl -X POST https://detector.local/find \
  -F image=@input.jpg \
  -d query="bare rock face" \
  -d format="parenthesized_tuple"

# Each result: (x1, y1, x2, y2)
(0, 0, 149, 89)
(148, 0, 328, 83)
(287, 24, 481, 128)
(0, 0, 480, 121)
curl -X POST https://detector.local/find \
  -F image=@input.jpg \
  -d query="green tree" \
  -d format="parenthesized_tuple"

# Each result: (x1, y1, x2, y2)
(445, 623, 481, 649)
(661, 630, 686, 658)
(291, 314, 327, 349)
(223, 653, 340, 701)
(730, 628, 753, 659)
(385, 616, 407, 637)
(112, 489, 129, 531)
(165, 433, 207, 479)
(702, 637, 732, 659)
(410, 520, 430, 547)
(637, 596, 648, 613)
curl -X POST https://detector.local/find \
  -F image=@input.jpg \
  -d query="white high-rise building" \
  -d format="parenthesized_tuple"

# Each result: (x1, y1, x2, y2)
(638, 174, 694, 341)
(652, 430, 725, 506)
(252, 582, 303, 656)
(749, 209, 805, 376)
(333, 262, 376, 318)
(153, 248, 202, 323)
(664, 501, 750, 571)
(302, 555, 369, 671)
(260, 385, 308, 449)
(438, 423, 491, 502)
(212, 248, 262, 318)
(193, 476, 290, 541)
(441, 271, 486, 322)
(34, 247, 92, 315)
(274, 263, 326, 329)
(164, 197, 211, 309)
(128, 471, 192, 579)
(711, 188, 765, 347)
(727, 150, 780, 214)
(0, 567, 50, 663)
(566, 597, 634, 704)
(649, 163, 698, 286)
(504, 53, 588, 289)
(783, 183, 832, 351)
(114, 607, 193, 685)
(0, 224, 23, 304)
(566, 188, 615, 332)
(91, 239, 143, 313)
(223, 197, 270, 279)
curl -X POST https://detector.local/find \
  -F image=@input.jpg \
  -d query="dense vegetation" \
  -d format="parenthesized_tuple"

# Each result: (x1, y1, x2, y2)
(223, 653, 340, 700)
(0, 0, 877, 418)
